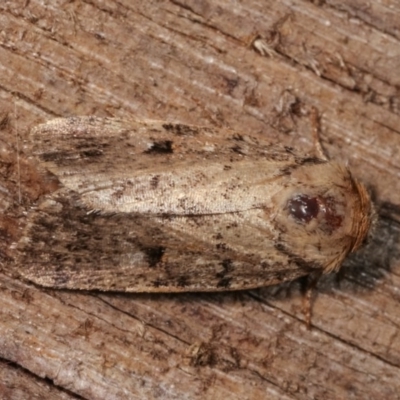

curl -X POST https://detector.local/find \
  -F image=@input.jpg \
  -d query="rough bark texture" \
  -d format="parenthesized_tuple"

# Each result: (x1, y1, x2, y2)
(0, 1, 400, 399)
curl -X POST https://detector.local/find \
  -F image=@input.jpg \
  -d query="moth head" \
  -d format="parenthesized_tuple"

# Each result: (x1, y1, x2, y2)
(274, 162, 373, 273)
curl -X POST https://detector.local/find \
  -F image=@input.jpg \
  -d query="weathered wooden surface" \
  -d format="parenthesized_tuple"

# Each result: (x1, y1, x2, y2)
(0, 1, 400, 399)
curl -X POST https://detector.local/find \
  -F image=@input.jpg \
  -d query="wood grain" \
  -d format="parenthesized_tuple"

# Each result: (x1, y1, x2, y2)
(0, 1, 399, 399)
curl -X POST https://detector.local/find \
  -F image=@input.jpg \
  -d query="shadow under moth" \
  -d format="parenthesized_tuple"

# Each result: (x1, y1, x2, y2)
(0, 116, 373, 292)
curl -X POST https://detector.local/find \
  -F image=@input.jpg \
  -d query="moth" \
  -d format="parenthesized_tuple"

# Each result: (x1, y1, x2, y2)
(0, 116, 373, 292)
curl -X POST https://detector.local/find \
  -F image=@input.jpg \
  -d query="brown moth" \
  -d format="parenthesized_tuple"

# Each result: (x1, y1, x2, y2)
(0, 117, 372, 292)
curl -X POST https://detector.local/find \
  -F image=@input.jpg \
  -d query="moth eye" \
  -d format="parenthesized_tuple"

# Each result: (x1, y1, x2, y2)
(287, 194, 344, 232)
(287, 195, 319, 223)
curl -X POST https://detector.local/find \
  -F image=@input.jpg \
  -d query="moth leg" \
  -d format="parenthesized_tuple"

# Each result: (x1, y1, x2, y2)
(301, 271, 322, 329)
(310, 106, 329, 161)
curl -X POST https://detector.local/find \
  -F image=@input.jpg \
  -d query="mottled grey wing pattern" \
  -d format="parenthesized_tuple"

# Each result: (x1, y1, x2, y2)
(17, 193, 305, 291)
(15, 117, 310, 291)
(27, 117, 299, 215)
(15, 117, 372, 291)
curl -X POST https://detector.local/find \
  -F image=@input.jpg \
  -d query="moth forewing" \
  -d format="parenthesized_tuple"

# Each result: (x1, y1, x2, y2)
(11, 117, 373, 291)
(28, 118, 300, 214)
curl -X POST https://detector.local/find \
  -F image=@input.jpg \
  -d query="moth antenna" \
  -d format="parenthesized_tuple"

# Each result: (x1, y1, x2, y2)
(310, 107, 329, 161)
(14, 101, 21, 204)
